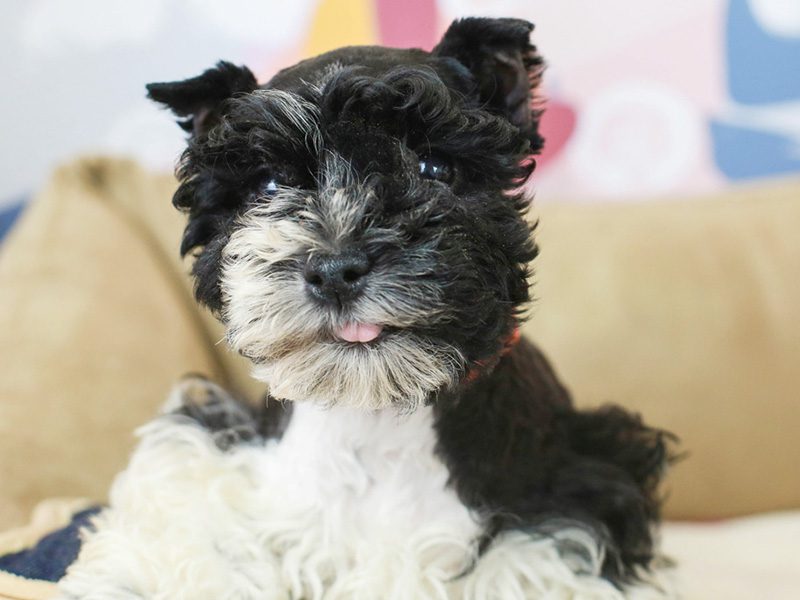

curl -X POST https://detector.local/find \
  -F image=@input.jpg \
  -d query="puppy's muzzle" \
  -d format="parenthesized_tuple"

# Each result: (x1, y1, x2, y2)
(304, 250, 371, 307)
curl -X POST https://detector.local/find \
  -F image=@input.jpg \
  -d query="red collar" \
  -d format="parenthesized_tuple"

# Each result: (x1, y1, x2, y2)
(464, 326, 521, 383)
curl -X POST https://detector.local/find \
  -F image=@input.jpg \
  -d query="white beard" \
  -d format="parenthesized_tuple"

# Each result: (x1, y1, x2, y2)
(58, 392, 674, 600)
(220, 186, 464, 411)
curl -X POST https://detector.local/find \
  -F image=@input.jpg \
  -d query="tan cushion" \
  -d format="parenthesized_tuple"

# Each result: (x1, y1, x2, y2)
(527, 180, 800, 519)
(0, 157, 798, 525)
(662, 511, 800, 600)
(0, 158, 257, 530)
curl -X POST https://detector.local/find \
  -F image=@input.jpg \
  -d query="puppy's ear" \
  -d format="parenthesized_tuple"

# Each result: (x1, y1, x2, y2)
(146, 61, 257, 137)
(434, 18, 544, 152)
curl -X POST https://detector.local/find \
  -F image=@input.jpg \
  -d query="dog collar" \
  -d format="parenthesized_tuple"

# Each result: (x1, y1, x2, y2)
(464, 326, 521, 383)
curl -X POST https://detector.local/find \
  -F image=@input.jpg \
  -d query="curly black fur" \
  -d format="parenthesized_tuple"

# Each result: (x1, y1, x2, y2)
(434, 339, 676, 583)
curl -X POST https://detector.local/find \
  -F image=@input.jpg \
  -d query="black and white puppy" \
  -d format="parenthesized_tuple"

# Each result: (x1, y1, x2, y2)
(59, 18, 676, 600)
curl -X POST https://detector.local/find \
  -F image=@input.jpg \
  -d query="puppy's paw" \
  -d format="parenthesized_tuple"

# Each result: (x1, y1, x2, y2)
(163, 374, 260, 450)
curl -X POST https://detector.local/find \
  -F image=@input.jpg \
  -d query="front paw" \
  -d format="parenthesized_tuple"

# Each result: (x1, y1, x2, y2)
(163, 374, 260, 450)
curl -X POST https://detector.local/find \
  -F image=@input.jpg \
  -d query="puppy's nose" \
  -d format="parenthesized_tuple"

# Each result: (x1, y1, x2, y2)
(304, 251, 371, 306)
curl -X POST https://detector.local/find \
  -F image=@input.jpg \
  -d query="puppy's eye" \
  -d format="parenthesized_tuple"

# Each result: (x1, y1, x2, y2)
(259, 177, 280, 196)
(418, 154, 453, 184)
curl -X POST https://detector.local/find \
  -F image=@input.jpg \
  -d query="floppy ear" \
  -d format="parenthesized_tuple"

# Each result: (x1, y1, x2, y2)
(433, 18, 545, 152)
(146, 61, 258, 137)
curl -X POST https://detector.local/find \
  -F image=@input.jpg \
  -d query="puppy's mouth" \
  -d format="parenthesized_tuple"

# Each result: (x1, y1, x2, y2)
(333, 322, 385, 344)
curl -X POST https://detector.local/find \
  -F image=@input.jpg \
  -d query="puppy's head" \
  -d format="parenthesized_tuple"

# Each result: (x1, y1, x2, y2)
(148, 18, 544, 410)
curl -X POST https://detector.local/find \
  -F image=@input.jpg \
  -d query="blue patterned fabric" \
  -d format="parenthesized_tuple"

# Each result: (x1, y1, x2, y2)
(0, 507, 101, 582)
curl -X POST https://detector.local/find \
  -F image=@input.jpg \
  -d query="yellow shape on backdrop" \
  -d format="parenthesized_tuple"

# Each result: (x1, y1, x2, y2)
(303, 0, 377, 58)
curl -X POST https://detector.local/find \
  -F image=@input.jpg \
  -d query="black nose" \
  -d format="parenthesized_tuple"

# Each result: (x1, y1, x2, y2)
(304, 250, 371, 306)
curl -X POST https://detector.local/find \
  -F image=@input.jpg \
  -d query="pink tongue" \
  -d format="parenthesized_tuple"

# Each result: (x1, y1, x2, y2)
(336, 323, 383, 343)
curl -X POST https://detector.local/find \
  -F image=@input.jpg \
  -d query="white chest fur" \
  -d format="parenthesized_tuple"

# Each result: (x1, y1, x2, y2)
(240, 403, 485, 598)
(59, 403, 666, 600)
(60, 404, 482, 599)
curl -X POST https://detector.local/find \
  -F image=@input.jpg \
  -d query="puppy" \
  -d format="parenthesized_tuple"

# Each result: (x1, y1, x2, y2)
(58, 17, 676, 600)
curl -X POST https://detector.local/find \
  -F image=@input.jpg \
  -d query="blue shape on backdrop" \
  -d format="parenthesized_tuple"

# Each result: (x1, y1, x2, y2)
(726, 0, 800, 105)
(711, 120, 800, 180)
(0, 200, 26, 244)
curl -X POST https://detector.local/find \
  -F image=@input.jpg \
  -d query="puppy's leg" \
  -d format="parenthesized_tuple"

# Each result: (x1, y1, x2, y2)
(163, 374, 261, 450)
(551, 404, 677, 584)
(57, 377, 284, 600)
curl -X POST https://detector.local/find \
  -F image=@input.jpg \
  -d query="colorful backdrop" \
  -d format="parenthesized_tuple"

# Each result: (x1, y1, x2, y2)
(2, 0, 799, 234)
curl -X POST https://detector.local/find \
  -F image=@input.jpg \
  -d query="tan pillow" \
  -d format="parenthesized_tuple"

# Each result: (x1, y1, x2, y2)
(527, 181, 800, 519)
(0, 158, 256, 530)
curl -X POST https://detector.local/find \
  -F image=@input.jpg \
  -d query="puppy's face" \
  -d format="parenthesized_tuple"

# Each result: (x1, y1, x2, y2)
(149, 18, 543, 409)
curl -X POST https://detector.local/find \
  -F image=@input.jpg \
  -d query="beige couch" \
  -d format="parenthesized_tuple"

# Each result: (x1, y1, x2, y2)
(1, 158, 799, 598)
